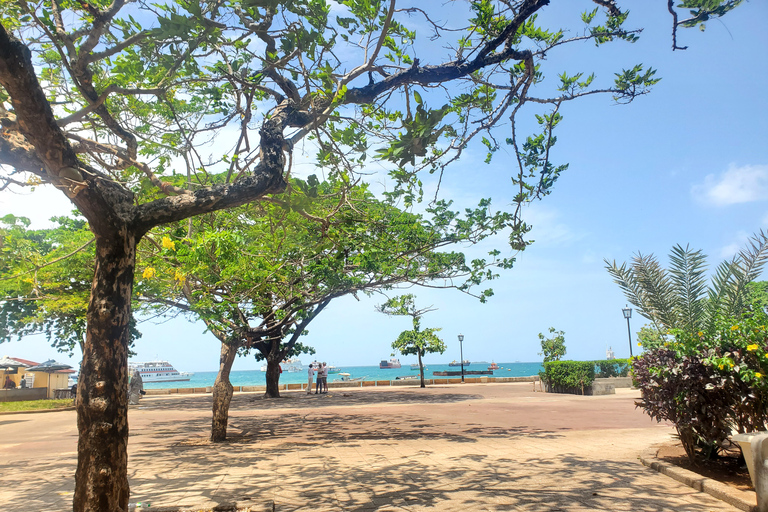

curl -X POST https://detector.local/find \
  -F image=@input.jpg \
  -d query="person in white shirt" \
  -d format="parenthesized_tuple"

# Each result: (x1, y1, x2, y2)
(307, 364, 315, 395)
(320, 362, 329, 394)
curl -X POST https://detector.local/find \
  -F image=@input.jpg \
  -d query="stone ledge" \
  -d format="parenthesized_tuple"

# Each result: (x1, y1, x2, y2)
(640, 450, 757, 512)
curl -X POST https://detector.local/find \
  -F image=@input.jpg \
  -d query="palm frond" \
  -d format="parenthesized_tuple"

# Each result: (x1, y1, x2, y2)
(632, 252, 678, 331)
(707, 257, 739, 326)
(726, 231, 768, 315)
(668, 244, 708, 332)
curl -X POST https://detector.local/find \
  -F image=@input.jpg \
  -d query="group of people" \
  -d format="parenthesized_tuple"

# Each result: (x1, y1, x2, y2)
(307, 362, 329, 394)
(3, 376, 26, 389)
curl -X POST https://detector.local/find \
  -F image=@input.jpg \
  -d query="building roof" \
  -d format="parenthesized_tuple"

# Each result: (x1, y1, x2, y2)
(5, 357, 76, 374)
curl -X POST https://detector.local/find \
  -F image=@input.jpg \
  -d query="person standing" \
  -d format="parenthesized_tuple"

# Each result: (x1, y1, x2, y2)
(307, 364, 315, 395)
(321, 362, 329, 394)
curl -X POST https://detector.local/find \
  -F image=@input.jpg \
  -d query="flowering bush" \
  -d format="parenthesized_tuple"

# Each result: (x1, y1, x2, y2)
(632, 309, 768, 459)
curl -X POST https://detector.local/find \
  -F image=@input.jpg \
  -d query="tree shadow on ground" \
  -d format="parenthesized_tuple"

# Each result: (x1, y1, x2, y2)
(135, 388, 483, 413)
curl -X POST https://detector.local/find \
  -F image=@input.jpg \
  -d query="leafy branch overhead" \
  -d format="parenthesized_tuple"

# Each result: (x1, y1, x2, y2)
(0, 0, 717, 244)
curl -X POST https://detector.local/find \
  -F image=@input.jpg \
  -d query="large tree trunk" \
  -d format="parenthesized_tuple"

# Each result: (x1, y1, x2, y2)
(265, 357, 281, 398)
(418, 351, 426, 388)
(74, 233, 135, 512)
(211, 341, 238, 442)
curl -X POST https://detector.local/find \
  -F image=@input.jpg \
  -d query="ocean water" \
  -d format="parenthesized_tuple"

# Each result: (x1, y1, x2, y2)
(142, 362, 544, 389)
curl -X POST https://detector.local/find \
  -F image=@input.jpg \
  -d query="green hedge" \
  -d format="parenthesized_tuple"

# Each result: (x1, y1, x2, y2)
(541, 359, 630, 395)
(541, 361, 595, 395)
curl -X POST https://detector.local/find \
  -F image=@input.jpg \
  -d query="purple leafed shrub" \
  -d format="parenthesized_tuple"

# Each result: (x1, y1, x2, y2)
(632, 348, 732, 460)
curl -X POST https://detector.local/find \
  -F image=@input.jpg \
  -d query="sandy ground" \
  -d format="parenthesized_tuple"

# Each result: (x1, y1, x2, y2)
(0, 382, 744, 511)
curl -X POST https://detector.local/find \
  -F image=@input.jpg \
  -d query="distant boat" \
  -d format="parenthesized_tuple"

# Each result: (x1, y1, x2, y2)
(128, 361, 192, 383)
(488, 361, 500, 370)
(395, 375, 419, 380)
(410, 363, 427, 370)
(327, 365, 341, 374)
(380, 357, 401, 369)
(448, 360, 470, 367)
(335, 372, 365, 382)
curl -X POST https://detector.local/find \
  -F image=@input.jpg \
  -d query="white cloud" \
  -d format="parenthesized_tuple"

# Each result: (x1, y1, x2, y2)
(523, 204, 585, 248)
(719, 243, 741, 259)
(692, 164, 768, 206)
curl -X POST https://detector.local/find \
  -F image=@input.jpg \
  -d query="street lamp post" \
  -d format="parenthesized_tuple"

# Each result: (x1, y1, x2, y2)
(622, 305, 633, 357)
(458, 334, 465, 383)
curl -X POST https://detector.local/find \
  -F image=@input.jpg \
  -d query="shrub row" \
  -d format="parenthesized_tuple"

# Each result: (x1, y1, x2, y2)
(541, 359, 631, 395)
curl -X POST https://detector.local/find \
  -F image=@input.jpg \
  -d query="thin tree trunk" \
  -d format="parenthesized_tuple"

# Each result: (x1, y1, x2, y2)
(418, 351, 425, 388)
(265, 358, 281, 398)
(211, 341, 237, 442)
(74, 234, 135, 512)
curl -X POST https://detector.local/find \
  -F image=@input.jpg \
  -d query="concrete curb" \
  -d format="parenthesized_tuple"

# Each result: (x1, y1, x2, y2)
(640, 450, 757, 512)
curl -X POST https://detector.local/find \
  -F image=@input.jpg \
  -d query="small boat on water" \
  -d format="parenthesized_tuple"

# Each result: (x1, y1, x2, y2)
(335, 372, 365, 382)
(488, 361, 500, 370)
(395, 375, 420, 381)
(448, 360, 471, 367)
(128, 361, 193, 383)
(327, 365, 341, 374)
(380, 357, 401, 369)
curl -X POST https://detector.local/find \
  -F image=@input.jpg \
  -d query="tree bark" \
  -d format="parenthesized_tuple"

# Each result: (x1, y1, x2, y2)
(265, 357, 281, 398)
(74, 232, 135, 512)
(418, 351, 426, 388)
(211, 341, 238, 442)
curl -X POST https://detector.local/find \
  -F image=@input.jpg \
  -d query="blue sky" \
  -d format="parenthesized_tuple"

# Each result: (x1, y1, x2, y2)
(2, 2, 767, 372)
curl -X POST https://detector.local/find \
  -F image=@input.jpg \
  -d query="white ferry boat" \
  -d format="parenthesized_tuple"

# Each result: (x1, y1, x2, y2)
(128, 361, 192, 383)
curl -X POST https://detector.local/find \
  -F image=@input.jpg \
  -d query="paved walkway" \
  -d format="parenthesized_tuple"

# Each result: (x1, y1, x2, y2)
(0, 383, 746, 511)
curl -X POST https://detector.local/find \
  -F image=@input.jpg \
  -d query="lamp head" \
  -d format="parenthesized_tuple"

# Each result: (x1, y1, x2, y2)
(622, 306, 632, 319)
(458, 334, 464, 342)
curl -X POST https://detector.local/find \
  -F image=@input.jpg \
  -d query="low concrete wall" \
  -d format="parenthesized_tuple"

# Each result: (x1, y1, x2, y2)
(0, 388, 48, 402)
(140, 375, 541, 396)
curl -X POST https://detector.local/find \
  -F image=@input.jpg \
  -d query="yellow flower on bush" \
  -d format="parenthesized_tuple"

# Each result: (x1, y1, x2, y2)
(718, 364, 724, 370)
(747, 344, 759, 352)
(162, 236, 176, 251)
(697, 331, 703, 337)
(142, 267, 156, 279)
(757, 373, 763, 379)
(731, 325, 739, 331)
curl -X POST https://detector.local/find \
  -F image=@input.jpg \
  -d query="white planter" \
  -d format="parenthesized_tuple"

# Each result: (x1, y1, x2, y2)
(732, 431, 768, 487)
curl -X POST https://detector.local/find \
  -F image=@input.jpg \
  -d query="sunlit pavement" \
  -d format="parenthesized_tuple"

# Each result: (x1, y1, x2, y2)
(0, 383, 744, 511)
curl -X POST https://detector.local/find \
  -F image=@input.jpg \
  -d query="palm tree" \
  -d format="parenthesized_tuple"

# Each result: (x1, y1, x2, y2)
(605, 231, 768, 334)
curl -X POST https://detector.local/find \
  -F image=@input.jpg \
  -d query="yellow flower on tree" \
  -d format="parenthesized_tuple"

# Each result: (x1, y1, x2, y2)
(174, 269, 185, 283)
(142, 267, 156, 279)
(162, 236, 176, 251)
(747, 344, 759, 352)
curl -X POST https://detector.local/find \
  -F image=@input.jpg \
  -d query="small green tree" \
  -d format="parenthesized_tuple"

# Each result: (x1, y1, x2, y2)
(538, 327, 566, 362)
(376, 294, 446, 388)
